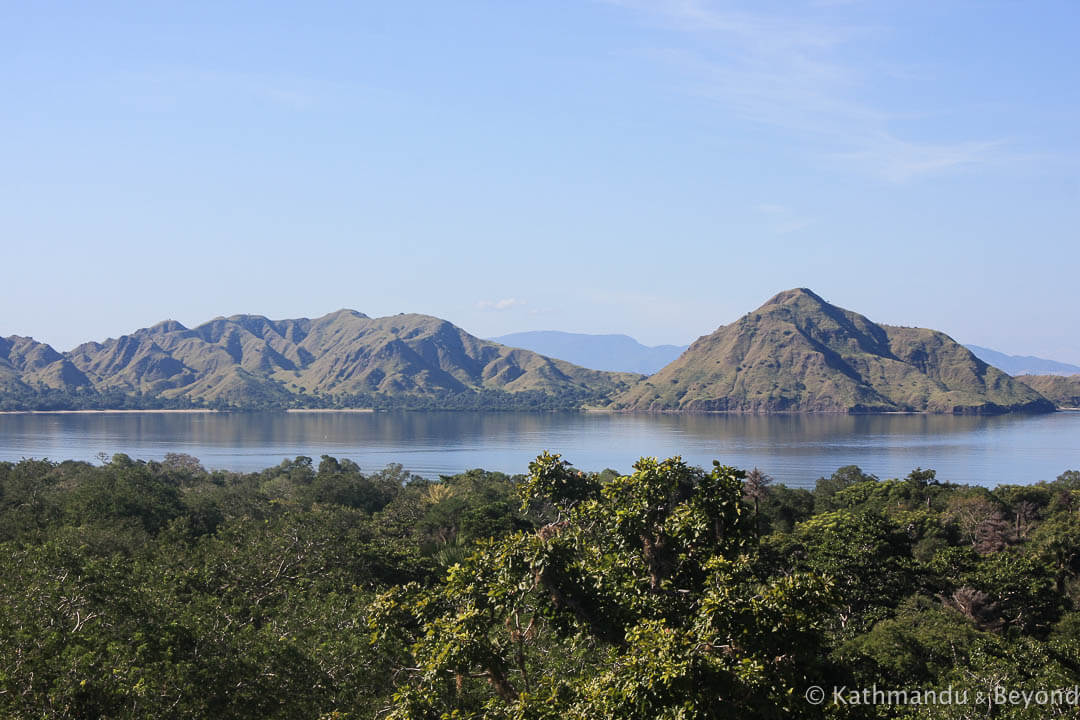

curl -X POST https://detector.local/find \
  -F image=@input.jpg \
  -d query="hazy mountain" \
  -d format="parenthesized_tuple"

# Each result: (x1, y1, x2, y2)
(964, 345, 1080, 376)
(1015, 375, 1080, 409)
(612, 289, 1054, 414)
(7, 311, 641, 408)
(489, 331, 688, 374)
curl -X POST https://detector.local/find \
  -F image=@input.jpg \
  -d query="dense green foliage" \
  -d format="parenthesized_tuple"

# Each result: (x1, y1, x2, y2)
(0, 386, 201, 411)
(2, 454, 1080, 718)
(320, 387, 616, 412)
(0, 385, 610, 412)
(0, 454, 526, 718)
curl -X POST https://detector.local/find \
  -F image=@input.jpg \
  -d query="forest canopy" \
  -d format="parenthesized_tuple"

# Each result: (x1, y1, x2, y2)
(1, 454, 1079, 718)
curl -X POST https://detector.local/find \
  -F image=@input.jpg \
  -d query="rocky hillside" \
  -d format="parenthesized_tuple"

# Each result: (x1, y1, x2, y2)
(1016, 375, 1080, 409)
(612, 289, 1054, 414)
(3, 311, 641, 408)
(0, 336, 92, 391)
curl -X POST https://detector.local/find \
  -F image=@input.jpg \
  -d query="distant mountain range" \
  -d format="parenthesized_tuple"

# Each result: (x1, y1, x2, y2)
(0, 311, 639, 410)
(1, 290, 1071, 413)
(489, 331, 687, 375)
(609, 289, 1053, 414)
(963, 345, 1080, 376)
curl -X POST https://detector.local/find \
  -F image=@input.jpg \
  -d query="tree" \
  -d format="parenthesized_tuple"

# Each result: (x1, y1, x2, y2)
(743, 467, 773, 536)
(813, 465, 877, 513)
(794, 509, 914, 635)
(372, 454, 835, 719)
(945, 493, 1010, 554)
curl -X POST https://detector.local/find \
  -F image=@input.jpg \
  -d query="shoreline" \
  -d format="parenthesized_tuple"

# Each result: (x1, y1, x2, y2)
(285, 408, 375, 413)
(0, 407, 379, 415)
(0, 406, 1068, 416)
(0, 409, 219, 415)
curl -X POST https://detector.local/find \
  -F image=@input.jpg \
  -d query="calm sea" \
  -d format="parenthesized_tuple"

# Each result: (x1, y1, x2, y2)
(0, 410, 1077, 488)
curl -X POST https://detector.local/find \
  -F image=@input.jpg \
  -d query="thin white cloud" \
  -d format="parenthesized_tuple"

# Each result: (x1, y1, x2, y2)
(606, 0, 1007, 183)
(476, 298, 527, 311)
(836, 134, 1006, 183)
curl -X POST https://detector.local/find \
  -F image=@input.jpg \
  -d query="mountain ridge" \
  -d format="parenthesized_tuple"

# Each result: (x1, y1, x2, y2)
(964, 345, 1080, 376)
(611, 289, 1053, 414)
(2, 311, 641, 410)
(0, 292, 1062, 414)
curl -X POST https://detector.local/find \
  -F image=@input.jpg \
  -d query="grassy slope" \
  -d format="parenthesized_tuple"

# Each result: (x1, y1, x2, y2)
(1016, 375, 1080, 409)
(50, 311, 640, 406)
(0, 336, 92, 390)
(612, 289, 1053, 414)
(4, 295, 1059, 414)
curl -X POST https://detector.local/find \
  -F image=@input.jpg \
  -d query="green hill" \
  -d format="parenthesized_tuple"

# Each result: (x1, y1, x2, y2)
(2, 295, 1062, 414)
(612, 289, 1054, 414)
(1016, 375, 1080, 409)
(5, 311, 640, 410)
(0, 336, 91, 392)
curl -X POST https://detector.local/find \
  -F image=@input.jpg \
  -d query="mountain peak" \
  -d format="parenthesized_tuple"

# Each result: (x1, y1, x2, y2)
(613, 290, 1053, 414)
(759, 287, 828, 309)
(320, 308, 369, 321)
(146, 319, 188, 334)
(224, 313, 272, 324)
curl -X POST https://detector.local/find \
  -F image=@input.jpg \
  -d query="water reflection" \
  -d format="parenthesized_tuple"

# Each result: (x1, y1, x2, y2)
(0, 411, 1076, 488)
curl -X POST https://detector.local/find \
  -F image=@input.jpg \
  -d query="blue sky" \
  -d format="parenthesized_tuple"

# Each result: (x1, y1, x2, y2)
(3, 1, 1078, 362)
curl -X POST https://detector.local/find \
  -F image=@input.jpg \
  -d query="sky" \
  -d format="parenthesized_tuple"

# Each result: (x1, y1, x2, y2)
(2, 1, 1078, 362)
